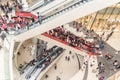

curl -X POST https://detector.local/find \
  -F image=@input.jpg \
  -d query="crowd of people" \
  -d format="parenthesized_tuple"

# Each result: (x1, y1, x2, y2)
(71, 21, 115, 42)
(96, 59, 120, 80)
(0, 0, 22, 34)
(0, 1, 119, 80)
(0, 1, 18, 13)
(42, 24, 120, 80)
(0, 13, 39, 36)
(19, 45, 55, 72)
(0, 0, 55, 35)
(69, 21, 120, 78)
(19, 44, 64, 79)
(0, 0, 46, 36)
(46, 26, 104, 54)
(43, 50, 78, 80)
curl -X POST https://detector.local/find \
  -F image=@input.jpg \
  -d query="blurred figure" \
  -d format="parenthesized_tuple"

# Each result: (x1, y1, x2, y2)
(105, 52, 113, 60)
(37, 12, 43, 24)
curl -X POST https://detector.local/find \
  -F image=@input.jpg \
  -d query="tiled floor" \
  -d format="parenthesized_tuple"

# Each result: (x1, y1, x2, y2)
(40, 49, 83, 80)
(39, 25, 120, 80)
(86, 56, 99, 80)
(39, 50, 99, 80)
(107, 32, 120, 50)
(63, 25, 120, 80)
(4, 34, 120, 80)
(3, 24, 120, 80)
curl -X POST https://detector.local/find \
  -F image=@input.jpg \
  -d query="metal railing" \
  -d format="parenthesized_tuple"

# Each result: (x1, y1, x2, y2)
(27, 0, 54, 12)
(25, 47, 64, 79)
(9, 0, 93, 35)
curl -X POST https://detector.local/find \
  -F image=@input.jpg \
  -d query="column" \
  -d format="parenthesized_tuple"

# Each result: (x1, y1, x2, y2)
(9, 40, 15, 80)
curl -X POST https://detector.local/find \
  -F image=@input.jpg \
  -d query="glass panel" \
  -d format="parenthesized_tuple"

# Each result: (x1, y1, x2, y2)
(110, 8, 120, 18)
(103, 8, 113, 19)
(99, 8, 106, 14)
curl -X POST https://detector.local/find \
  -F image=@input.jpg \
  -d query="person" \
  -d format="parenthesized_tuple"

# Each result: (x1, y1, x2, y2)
(45, 74, 48, 79)
(37, 12, 43, 24)
(99, 76, 105, 80)
(16, 23, 21, 30)
(72, 54, 74, 59)
(97, 62, 105, 74)
(99, 41, 104, 50)
(65, 56, 67, 60)
(31, 17, 35, 23)
(54, 64, 57, 70)
(1, 23, 8, 33)
(0, 45, 2, 49)
(59, 77, 61, 80)
(113, 60, 120, 69)
(0, 31, 6, 41)
(90, 61, 95, 67)
(105, 52, 112, 60)
(69, 51, 72, 54)
(19, 64, 23, 69)
(17, 52, 20, 55)
(115, 50, 120, 54)
(68, 56, 70, 61)
(56, 76, 61, 80)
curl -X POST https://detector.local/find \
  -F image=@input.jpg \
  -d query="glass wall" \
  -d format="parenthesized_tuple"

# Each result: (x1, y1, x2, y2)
(76, 3, 120, 32)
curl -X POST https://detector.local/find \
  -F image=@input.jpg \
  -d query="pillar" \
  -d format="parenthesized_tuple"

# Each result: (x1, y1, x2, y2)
(9, 40, 15, 80)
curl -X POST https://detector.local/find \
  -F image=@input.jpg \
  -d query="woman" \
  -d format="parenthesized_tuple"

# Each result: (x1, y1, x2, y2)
(1, 22, 8, 33)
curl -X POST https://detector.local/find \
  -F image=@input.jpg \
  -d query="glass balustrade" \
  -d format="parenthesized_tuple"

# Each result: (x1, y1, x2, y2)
(24, 47, 64, 79)
(9, 0, 93, 35)
(28, 0, 55, 11)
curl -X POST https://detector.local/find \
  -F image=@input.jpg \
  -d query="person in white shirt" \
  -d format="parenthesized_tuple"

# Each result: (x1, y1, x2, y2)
(16, 23, 21, 30)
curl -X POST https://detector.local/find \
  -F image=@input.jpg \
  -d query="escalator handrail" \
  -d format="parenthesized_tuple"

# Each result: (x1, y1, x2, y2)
(34, 48, 65, 80)
(13, 0, 92, 35)
(27, 0, 54, 12)
(25, 47, 63, 79)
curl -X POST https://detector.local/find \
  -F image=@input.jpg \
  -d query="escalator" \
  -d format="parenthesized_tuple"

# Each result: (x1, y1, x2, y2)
(36, 35, 86, 56)
(20, 46, 65, 80)
(13, 0, 120, 42)
(30, 0, 75, 15)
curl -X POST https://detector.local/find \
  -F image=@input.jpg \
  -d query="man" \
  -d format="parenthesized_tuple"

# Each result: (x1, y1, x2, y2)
(37, 12, 43, 24)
